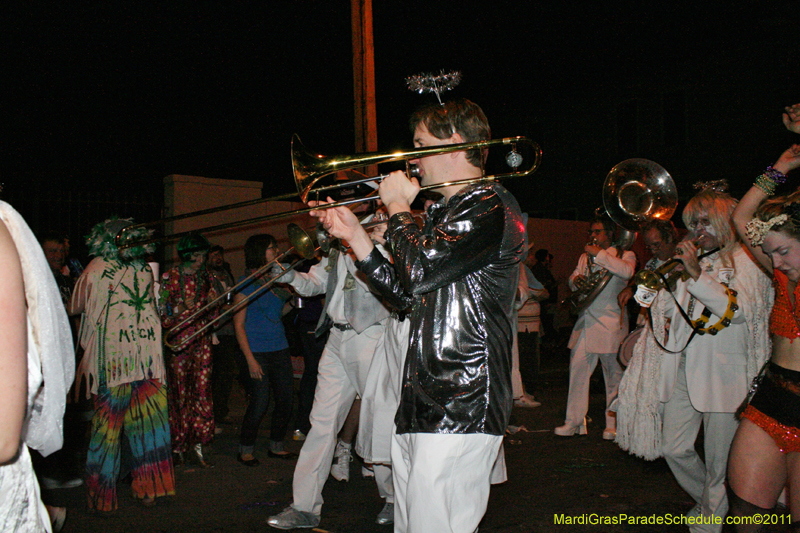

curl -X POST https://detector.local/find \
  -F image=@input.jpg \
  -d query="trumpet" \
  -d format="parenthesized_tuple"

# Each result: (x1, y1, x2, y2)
(164, 223, 317, 351)
(634, 244, 720, 292)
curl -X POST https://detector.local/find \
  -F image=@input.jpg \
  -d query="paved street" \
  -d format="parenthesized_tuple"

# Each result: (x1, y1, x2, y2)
(48, 355, 766, 532)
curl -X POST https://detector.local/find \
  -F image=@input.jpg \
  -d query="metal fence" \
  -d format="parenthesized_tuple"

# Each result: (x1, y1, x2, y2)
(3, 180, 163, 263)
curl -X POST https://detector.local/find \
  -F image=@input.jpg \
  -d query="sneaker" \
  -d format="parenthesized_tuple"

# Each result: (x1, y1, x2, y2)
(267, 506, 321, 530)
(41, 477, 83, 490)
(330, 441, 352, 482)
(292, 430, 306, 441)
(514, 395, 542, 408)
(376, 502, 394, 525)
(361, 464, 375, 478)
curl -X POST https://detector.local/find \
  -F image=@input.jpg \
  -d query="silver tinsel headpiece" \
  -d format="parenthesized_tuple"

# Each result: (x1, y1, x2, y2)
(693, 179, 729, 193)
(406, 71, 462, 105)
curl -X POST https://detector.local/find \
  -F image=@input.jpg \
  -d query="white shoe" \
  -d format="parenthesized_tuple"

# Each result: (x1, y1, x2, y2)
(602, 428, 616, 441)
(267, 506, 321, 530)
(376, 502, 394, 525)
(514, 396, 542, 408)
(292, 429, 306, 441)
(554, 421, 588, 437)
(361, 464, 375, 478)
(330, 441, 352, 482)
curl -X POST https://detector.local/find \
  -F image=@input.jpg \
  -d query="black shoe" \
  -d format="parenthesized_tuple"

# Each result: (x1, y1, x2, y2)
(267, 450, 298, 460)
(236, 453, 260, 467)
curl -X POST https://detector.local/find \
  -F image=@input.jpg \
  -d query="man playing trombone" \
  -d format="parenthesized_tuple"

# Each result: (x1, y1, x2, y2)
(266, 214, 395, 529)
(308, 98, 525, 532)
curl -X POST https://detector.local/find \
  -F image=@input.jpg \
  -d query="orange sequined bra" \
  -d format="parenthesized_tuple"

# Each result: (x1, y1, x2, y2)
(770, 270, 800, 341)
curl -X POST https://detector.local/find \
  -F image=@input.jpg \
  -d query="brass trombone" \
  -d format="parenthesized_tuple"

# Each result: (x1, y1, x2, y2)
(164, 223, 317, 352)
(117, 135, 542, 249)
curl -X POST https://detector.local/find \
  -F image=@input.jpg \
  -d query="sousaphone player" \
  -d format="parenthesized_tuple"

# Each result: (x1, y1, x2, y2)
(555, 210, 636, 439)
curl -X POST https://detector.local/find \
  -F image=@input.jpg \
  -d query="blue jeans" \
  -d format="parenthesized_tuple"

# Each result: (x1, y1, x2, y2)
(239, 349, 294, 454)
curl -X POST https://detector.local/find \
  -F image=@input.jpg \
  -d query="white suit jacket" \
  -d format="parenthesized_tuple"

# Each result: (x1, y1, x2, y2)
(657, 245, 772, 413)
(568, 247, 636, 353)
(289, 248, 392, 335)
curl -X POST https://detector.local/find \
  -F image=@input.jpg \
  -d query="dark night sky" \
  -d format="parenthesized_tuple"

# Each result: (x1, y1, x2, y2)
(5, 1, 798, 216)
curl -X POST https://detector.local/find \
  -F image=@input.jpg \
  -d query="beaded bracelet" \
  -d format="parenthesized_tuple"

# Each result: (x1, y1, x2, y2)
(754, 165, 788, 196)
(754, 174, 777, 196)
(764, 165, 788, 184)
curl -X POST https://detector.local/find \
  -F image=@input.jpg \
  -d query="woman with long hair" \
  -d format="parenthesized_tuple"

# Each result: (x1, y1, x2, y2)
(729, 143, 800, 530)
(233, 234, 294, 465)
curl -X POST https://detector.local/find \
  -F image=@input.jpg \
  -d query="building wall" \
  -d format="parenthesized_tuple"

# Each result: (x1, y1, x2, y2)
(163, 174, 309, 279)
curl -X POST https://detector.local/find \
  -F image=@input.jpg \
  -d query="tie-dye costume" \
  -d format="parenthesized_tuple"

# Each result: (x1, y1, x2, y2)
(70, 255, 174, 511)
(160, 266, 217, 452)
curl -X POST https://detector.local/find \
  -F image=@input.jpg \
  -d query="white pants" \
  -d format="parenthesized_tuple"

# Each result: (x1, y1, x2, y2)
(563, 333, 622, 429)
(391, 432, 503, 533)
(291, 325, 391, 515)
(661, 358, 738, 533)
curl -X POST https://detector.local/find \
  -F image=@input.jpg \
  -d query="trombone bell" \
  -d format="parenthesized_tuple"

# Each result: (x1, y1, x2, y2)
(287, 222, 317, 259)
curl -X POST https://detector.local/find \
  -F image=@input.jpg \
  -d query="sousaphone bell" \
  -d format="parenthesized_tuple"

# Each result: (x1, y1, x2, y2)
(568, 159, 677, 314)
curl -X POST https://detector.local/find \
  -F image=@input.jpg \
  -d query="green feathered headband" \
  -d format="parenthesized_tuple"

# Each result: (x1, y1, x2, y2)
(86, 217, 155, 261)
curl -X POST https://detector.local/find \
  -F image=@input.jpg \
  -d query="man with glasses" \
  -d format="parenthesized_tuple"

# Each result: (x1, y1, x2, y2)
(555, 213, 636, 439)
(617, 220, 679, 320)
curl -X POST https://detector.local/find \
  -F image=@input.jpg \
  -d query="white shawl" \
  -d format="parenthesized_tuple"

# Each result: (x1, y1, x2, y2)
(0, 201, 75, 456)
(615, 246, 772, 460)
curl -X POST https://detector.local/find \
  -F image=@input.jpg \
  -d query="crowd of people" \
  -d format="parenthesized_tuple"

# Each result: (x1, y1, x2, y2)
(1, 99, 799, 533)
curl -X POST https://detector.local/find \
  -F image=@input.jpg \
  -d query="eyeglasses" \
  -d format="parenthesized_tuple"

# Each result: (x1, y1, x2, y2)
(687, 218, 712, 230)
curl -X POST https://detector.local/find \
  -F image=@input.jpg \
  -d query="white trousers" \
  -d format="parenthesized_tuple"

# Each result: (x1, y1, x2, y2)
(661, 357, 738, 533)
(291, 325, 392, 515)
(563, 332, 622, 429)
(391, 432, 503, 533)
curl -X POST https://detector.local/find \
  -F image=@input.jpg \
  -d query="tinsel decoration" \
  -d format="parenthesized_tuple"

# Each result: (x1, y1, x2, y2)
(406, 71, 462, 105)
(693, 179, 729, 193)
(86, 216, 154, 262)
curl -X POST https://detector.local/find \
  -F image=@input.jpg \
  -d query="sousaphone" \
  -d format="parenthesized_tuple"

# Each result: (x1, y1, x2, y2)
(568, 159, 677, 314)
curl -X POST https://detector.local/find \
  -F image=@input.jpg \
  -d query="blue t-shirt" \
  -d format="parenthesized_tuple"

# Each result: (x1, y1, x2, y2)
(238, 276, 290, 353)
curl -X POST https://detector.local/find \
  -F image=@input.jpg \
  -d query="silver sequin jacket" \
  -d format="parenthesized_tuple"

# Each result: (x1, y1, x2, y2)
(357, 182, 524, 435)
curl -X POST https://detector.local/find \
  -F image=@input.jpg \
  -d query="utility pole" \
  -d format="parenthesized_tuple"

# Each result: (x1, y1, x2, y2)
(351, 0, 377, 162)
